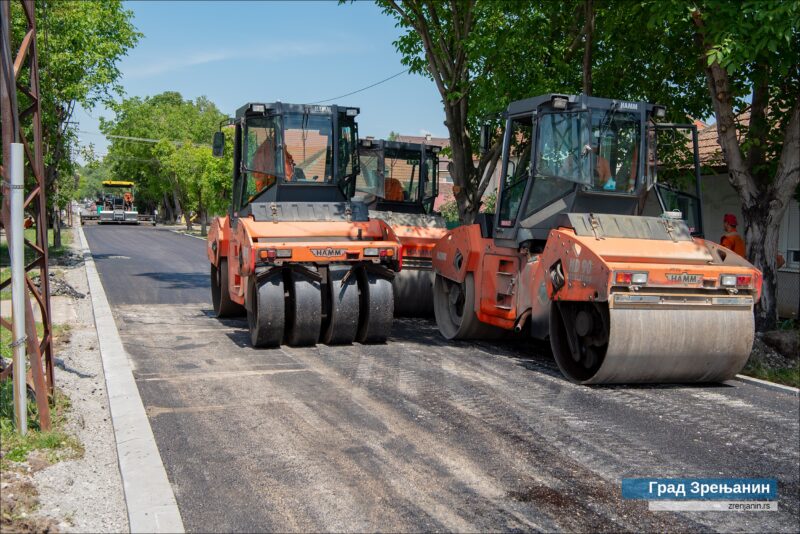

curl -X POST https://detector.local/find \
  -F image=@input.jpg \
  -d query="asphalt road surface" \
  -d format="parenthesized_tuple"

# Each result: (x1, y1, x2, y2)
(83, 223, 800, 533)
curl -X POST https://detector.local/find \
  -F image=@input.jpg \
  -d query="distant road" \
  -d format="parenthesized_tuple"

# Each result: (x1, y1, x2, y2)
(83, 223, 800, 533)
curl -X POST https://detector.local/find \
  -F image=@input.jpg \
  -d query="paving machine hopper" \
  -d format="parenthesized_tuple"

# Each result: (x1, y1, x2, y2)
(432, 94, 762, 384)
(207, 103, 401, 348)
(357, 138, 446, 315)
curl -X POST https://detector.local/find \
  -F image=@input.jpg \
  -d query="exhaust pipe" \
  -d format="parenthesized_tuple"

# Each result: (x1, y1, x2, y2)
(514, 309, 531, 333)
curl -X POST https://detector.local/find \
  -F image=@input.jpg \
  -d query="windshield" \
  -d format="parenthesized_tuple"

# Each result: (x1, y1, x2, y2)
(384, 147, 423, 203)
(356, 145, 384, 198)
(536, 112, 591, 183)
(588, 110, 641, 192)
(283, 112, 333, 183)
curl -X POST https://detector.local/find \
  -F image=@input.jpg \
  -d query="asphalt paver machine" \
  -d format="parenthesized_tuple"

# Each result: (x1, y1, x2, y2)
(357, 138, 446, 315)
(97, 180, 139, 224)
(432, 93, 762, 384)
(208, 103, 401, 347)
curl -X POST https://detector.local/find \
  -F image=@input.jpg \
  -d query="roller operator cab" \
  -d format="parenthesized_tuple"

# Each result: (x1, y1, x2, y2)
(432, 94, 762, 384)
(357, 139, 447, 315)
(207, 103, 401, 348)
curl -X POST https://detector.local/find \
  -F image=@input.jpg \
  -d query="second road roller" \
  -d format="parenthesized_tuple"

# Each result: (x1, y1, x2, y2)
(432, 93, 762, 384)
(356, 138, 447, 315)
(207, 102, 400, 348)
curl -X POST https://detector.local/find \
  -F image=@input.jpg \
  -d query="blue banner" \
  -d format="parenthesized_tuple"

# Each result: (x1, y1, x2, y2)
(622, 478, 777, 500)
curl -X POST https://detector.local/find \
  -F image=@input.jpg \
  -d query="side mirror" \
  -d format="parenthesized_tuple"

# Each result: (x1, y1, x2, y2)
(479, 124, 491, 154)
(212, 131, 225, 158)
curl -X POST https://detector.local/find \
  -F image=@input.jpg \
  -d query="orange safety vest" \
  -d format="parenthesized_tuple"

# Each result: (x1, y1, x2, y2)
(720, 231, 746, 257)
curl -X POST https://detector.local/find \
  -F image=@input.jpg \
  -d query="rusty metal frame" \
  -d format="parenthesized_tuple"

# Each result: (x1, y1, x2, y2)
(1, 0, 53, 429)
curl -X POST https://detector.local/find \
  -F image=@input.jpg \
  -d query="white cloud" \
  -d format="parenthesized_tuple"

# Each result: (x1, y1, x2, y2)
(124, 42, 351, 80)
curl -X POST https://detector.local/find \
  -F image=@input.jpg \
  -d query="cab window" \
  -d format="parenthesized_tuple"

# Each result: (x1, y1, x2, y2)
(242, 115, 281, 207)
(497, 116, 533, 226)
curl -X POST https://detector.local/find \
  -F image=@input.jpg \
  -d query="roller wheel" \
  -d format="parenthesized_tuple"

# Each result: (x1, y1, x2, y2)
(248, 272, 285, 348)
(321, 266, 360, 344)
(549, 301, 609, 383)
(285, 270, 322, 346)
(433, 273, 503, 340)
(356, 269, 394, 343)
(212, 258, 245, 318)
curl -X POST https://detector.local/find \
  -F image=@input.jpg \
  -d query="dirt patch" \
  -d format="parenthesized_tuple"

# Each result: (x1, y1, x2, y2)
(0, 467, 60, 533)
(762, 329, 799, 360)
(2, 224, 127, 532)
(743, 334, 800, 387)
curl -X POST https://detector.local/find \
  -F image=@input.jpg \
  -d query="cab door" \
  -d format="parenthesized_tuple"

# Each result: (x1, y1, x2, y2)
(651, 123, 706, 237)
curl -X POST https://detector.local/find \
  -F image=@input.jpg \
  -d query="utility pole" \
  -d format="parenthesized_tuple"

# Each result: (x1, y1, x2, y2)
(9, 144, 27, 433)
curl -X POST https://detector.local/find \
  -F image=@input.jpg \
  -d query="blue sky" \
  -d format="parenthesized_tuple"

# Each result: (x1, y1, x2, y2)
(74, 1, 447, 160)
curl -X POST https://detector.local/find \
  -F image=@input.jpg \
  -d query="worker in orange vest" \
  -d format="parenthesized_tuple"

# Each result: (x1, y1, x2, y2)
(720, 213, 746, 257)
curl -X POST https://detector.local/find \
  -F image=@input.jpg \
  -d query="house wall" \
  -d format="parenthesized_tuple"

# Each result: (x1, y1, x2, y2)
(701, 173, 799, 318)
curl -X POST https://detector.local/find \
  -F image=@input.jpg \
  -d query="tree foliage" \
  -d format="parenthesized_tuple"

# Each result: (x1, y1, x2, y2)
(100, 92, 230, 231)
(657, 0, 799, 330)
(376, 0, 798, 329)
(375, 0, 710, 222)
(7, 0, 139, 243)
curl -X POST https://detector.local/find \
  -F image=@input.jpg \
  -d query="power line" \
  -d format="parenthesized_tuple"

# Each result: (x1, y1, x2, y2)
(310, 68, 410, 104)
(78, 130, 211, 148)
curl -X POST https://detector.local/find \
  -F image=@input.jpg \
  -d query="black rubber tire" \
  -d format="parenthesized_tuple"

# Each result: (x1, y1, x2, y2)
(321, 266, 360, 344)
(285, 270, 322, 346)
(433, 273, 502, 340)
(248, 273, 285, 348)
(356, 269, 394, 344)
(212, 258, 245, 318)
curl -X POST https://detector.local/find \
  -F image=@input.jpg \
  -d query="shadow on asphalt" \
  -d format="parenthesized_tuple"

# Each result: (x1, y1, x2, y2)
(134, 271, 209, 289)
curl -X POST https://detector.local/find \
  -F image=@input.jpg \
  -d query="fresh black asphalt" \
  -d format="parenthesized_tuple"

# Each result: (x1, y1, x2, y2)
(83, 223, 800, 532)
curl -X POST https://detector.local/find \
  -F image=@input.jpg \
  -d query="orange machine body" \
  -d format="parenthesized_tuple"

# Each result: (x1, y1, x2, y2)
(433, 222, 762, 332)
(209, 215, 400, 306)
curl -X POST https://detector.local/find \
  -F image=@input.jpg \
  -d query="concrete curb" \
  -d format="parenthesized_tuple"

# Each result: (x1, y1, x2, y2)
(166, 228, 206, 241)
(735, 374, 799, 397)
(78, 225, 185, 533)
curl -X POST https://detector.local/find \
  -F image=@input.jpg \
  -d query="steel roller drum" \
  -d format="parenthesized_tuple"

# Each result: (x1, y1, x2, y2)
(393, 268, 435, 316)
(579, 307, 754, 384)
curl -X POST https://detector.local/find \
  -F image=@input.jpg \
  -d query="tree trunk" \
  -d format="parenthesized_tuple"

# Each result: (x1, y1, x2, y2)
(199, 192, 207, 237)
(172, 188, 183, 226)
(693, 10, 800, 332)
(52, 203, 61, 249)
(743, 209, 780, 331)
(582, 0, 594, 96)
(162, 191, 173, 223)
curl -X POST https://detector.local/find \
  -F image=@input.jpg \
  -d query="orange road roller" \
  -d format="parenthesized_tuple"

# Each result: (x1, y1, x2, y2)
(208, 103, 401, 348)
(432, 93, 762, 384)
(356, 138, 447, 315)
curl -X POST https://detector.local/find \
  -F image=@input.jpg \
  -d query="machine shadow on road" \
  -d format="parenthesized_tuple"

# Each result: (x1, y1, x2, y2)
(133, 271, 208, 290)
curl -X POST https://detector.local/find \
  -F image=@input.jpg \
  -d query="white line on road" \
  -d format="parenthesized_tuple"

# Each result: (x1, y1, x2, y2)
(78, 225, 186, 533)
